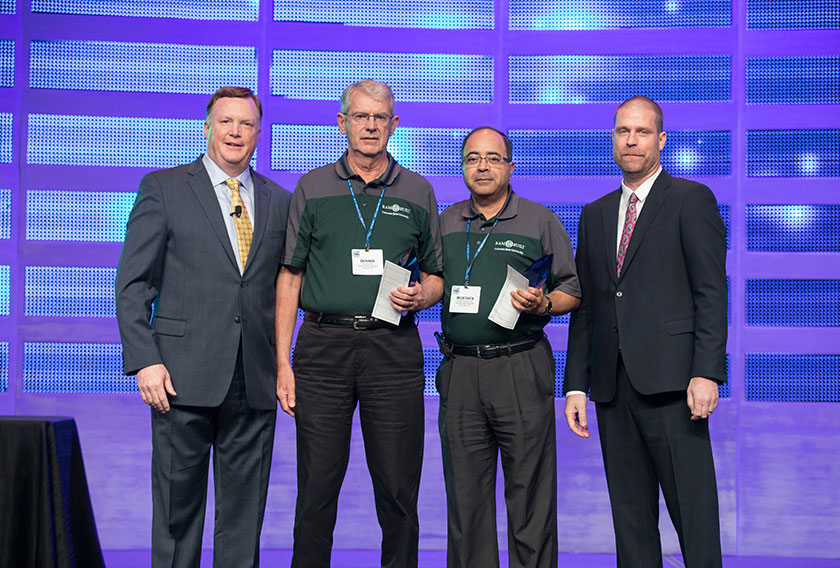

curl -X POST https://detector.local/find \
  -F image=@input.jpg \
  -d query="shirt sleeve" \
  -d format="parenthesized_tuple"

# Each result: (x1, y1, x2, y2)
(281, 179, 312, 268)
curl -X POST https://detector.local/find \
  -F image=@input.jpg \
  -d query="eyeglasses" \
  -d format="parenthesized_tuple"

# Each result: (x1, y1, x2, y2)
(344, 113, 392, 126)
(462, 153, 512, 167)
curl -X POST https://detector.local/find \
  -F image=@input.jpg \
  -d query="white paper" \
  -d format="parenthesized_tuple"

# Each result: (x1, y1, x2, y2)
(449, 285, 481, 313)
(371, 260, 411, 326)
(488, 265, 529, 330)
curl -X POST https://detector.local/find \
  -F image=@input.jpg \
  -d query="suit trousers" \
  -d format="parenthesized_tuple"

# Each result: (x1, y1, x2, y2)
(150, 349, 277, 568)
(290, 321, 425, 568)
(437, 338, 558, 568)
(595, 356, 722, 568)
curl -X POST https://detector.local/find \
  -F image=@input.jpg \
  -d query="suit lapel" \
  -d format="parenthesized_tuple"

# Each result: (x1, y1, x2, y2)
(619, 170, 671, 278)
(601, 189, 621, 284)
(245, 169, 271, 273)
(187, 158, 238, 269)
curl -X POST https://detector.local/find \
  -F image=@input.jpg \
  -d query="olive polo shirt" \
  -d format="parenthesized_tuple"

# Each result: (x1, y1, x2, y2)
(282, 152, 443, 315)
(440, 188, 580, 345)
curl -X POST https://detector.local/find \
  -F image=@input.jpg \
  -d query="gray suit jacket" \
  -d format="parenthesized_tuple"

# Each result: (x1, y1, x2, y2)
(116, 156, 291, 410)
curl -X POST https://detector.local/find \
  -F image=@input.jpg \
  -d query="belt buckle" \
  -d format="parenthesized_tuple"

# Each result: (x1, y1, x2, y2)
(352, 315, 366, 330)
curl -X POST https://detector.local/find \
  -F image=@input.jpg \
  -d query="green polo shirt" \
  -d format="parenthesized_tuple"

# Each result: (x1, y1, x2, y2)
(440, 188, 580, 345)
(282, 152, 443, 314)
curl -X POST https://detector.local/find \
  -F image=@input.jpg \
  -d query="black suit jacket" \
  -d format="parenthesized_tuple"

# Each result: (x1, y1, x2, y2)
(115, 157, 291, 410)
(564, 170, 727, 402)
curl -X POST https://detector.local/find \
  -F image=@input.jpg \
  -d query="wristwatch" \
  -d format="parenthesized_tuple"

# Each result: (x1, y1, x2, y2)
(543, 297, 553, 315)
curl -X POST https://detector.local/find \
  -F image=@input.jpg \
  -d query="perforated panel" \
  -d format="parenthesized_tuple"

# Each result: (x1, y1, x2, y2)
(509, 129, 730, 176)
(0, 0, 14, 14)
(25, 266, 116, 318)
(720, 354, 731, 398)
(0, 342, 8, 392)
(27, 190, 135, 242)
(271, 50, 492, 103)
(26, 114, 254, 168)
(271, 124, 469, 175)
(0, 113, 11, 164)
(746, 279, 840, 327)
(30, 41, 258, 94)
(31, 0, 257, 20)
(747, 129, 840, 177)
(509, 55, 731, 103)
(746, 204, 840, 252)
(0, 40, 13, 88)
(748, 0, 840, 29)
(745, 353, 840, 401)
(510, 0, 730, 29)
(0, 189, 11, 240)
(274, 0, 493, 29)
(719, 203, 730, 249)
(747, 57, 840, 105)
(23, 342, 136, 393)
(0, 265, 9, 316)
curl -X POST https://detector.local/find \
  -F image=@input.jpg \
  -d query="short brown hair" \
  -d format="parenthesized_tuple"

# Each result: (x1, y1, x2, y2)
(614, 96, 663, 133)
(206, 86, 262, 122)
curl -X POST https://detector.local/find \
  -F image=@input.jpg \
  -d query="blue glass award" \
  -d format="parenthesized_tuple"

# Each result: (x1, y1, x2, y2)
(523, 254, 553, 288)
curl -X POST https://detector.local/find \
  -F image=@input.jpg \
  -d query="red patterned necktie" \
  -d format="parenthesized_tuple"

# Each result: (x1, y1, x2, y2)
(616, 192, 638, 277)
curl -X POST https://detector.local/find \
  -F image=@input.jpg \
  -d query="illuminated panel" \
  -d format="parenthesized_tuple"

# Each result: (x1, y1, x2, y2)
(747, 57, 840, 105)
(511, 0, 730, 29)
(23, 342, 136, 392)
(745, 353, 840, 401)
(26, 115, 254, 168)
(748, 0, 840, 29)
(0, 189, 10, 239)
(274, 0, 493, 29)
(746, 204, 840, 252)
(0, 113, 11, 164)
(27, 190, 135, 242)
(25, 266, 116, 318)
(30, 41, 257, 94)
(0, 0, 14, 14)
(271, 124, 468, 175)
(424, 348, 442, 395)
(746, 279, 840, 327)
(509, 130, 730, 176)
(31, 0, 257, 20)
(719, 203, 730, 249)
(747, 129, 840, 177)
(0, 265, 8, 315)
(0, 343, 7, 392)
(510, 55, 730, 103)
(271, 50, 493, 103)
(0, 40, 13, 87)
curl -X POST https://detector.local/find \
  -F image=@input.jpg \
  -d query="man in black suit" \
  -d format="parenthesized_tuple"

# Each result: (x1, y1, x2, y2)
(116, 86, 291, 567)
(564, 96, 727, 567)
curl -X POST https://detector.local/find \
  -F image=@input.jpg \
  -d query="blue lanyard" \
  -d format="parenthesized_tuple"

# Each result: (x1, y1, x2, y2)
(465, 217, 499, 286)
(347, 178, 387, 251)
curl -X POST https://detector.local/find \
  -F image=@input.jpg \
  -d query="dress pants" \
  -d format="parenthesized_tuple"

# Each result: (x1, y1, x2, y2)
(595, 355, 722, 568)
(437, 338, 558, 568)
(150, 350, 277, 568)
(291, 321, 425, 568)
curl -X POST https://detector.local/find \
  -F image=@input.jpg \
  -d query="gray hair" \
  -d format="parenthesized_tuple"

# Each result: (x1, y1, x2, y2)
(340, 80, 395, 116)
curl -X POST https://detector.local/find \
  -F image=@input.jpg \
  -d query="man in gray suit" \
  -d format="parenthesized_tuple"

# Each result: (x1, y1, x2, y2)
(116, 86, 291, 567)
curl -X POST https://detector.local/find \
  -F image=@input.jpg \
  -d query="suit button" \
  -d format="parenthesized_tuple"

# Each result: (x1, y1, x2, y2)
(613, 326, 618, 333)
(616, 291, 623, 297)
(240, 282, 246, 288)
(234, 316, 241, 323)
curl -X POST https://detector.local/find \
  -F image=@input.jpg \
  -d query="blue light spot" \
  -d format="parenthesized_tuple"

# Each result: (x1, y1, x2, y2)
(799, 152, 819, 174)
(676, 148, 698, 168)
(665, 0, 680, 12)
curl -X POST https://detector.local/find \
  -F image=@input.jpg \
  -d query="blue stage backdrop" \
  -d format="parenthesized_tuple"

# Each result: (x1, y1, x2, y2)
(1, 0, 839, 558)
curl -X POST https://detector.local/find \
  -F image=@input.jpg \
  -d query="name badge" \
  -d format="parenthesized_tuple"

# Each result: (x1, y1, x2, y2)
(351, 249, 384, 275)
(450, 285, 481, 313)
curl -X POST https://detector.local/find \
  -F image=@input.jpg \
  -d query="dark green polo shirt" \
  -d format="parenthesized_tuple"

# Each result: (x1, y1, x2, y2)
(282, 152, 443, 314)
(440, 188, 580, 345)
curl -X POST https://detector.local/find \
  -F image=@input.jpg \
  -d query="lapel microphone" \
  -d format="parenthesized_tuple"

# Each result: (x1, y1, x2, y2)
(230, 205, 242, 218)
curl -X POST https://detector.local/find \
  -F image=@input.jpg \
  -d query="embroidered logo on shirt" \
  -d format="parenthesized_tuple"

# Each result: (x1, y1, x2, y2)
(381, 203, 412, 220)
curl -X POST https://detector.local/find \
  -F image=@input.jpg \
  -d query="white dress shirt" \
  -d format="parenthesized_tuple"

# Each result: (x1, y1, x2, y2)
(202, 153, 255, 274)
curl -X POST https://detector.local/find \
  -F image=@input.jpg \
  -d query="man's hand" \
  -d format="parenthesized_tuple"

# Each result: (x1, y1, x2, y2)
(276, 365, 296, 418)
(511, 286, 546, 314)
(137, 364, 176, 413)
(390, 281, 427, 312)
(687, 376, 719, 421)
(564, 393, 590, 438)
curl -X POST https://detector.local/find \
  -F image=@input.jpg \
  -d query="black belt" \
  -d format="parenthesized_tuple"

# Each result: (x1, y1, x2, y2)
(304, 311, 414, 330)
(436, 332, 544, 359)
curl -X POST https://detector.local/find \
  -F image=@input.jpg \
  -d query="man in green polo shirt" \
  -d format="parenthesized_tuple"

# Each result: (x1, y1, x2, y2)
(437, 127, 581, 567)
(274, 80, 443, 568)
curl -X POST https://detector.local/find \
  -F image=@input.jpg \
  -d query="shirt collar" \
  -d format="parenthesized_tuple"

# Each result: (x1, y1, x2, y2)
(335, 151, 401, 186)
(202, 153, 252, 192)
(462, 186, 519, 221)
(621, 166, 662, 203)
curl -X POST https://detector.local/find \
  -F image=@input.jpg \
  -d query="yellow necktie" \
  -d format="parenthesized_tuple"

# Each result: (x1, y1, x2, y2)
(225, 178, 252, 271)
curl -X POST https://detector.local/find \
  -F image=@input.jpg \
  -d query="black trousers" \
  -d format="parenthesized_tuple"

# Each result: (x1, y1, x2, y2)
(437, 338, 558, 568)
(150, 352, 277, 568)
(595, 356, 722, 568)
(291, 321, 425, 568)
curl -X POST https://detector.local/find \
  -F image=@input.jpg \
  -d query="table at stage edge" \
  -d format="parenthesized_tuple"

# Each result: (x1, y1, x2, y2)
(0, 416, 105, 568)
